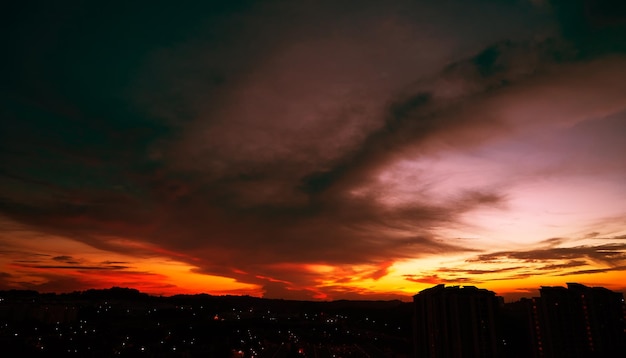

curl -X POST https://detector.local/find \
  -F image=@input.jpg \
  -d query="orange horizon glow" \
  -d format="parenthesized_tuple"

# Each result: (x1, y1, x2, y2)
(1, 216, 624, 302)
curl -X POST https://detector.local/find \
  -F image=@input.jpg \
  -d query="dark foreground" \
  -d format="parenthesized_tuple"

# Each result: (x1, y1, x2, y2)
(0, 288, 412, 357)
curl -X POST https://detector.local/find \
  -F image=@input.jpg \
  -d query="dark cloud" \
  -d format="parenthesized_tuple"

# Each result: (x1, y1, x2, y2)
(0, 249, 50, 258)
(467, 242, 626, 266)
(549, 0, 626, 55)
(364, 261, 395, 281)
(1, 0, 626, 298)
(12, 254, 132, 271)
(52, 255, 80, 264)
(538, 237, 566, 246)
(481, 273, 535, 282)
(555, 265, 626, 276)
(14, 264, 129, 271)
(437, 266, 525, 275)
(535, 260, 588, 270)
(404, 274, 484, 285)
(52, 256, 73, 262)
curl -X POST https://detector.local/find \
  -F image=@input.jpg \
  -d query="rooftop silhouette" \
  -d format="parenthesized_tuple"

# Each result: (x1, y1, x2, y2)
(0, 283, 624, 357)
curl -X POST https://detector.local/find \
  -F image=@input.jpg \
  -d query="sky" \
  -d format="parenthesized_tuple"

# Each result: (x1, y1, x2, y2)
(1, 0, 626, 301)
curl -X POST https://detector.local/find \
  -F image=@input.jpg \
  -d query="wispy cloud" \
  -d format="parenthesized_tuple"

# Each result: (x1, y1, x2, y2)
(467, 242, 626, 266)
(14, 264, 130, 271)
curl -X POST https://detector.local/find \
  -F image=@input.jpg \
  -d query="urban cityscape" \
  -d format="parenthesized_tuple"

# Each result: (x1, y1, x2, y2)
(1, 283, 624, 357)
(3, 1, 626, 357)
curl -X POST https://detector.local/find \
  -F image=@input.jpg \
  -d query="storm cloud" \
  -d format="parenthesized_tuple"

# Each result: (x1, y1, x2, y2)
(1, 0, 626, 298)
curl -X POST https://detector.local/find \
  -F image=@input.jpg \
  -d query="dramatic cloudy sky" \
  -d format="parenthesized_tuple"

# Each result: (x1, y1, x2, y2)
(2, 0, 626, 300)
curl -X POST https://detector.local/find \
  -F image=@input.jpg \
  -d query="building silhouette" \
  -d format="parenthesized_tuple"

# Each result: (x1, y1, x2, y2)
(537, 283, 625, 357)
(413, 283, 625, 358)
(413, 284, 499, 358)
(498, 297, 545, 358)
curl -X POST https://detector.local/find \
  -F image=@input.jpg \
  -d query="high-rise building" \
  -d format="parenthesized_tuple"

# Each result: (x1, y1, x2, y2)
(413, 284, 499, 358)
(498, 297, 545, 358)
(539, 283, 625, 357)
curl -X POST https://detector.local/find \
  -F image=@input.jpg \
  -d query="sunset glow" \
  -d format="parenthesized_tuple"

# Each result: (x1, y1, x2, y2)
(2, 0, 626, 301)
